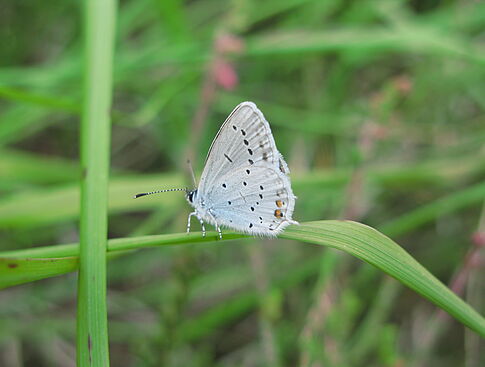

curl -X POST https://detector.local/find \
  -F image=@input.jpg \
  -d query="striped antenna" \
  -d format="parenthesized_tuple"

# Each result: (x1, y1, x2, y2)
(133, 188, 187, 199)
(187, 159, 197, 187)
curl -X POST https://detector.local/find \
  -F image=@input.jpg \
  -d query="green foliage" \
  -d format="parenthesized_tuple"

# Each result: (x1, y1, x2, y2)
(1, 0, 484, 366)
(1, 221, 484, 337)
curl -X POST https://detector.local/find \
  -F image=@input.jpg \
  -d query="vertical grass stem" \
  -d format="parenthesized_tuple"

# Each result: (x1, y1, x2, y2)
(77, 0, 117, 365)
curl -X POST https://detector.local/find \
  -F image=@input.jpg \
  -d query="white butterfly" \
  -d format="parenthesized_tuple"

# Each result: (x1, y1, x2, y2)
(135, 102, 298, 238)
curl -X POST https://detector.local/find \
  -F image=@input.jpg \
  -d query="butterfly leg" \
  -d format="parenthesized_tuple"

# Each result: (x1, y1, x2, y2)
(187, 211, 196, 234)
(216, 224, 222, 240)
(207, 210, 223, 239)
(197, 216, 206, 237)
(187, 212, 207, 237)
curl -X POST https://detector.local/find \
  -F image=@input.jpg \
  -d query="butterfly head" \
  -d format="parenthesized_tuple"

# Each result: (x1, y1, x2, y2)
(185, 189, 198, 205)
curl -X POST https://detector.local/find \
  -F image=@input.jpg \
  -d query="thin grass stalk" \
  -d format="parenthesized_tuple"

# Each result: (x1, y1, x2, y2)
(77, 0, 117, 365)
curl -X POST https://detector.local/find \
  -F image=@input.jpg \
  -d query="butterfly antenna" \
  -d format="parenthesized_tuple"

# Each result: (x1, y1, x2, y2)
(187, 159, 197, 187)
(133, 188, 187, 199)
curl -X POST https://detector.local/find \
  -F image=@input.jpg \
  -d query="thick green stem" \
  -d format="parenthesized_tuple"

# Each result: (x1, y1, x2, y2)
(77, 0, 117, 365)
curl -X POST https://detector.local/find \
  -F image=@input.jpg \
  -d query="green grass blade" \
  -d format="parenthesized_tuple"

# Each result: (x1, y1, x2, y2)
(77, 0, 117, 365)
(279, 221, 485, 337)
(0, 257, 78, 288)
(0, 232, 242, 259)
(1, 221, 483, 337)
(0, 251, 129, 289)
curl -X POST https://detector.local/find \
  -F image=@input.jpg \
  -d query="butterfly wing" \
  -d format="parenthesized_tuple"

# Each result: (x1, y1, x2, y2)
(204, 165, 297, 236)
(196, 102, 297, 236)
(198, 102, 289, 192)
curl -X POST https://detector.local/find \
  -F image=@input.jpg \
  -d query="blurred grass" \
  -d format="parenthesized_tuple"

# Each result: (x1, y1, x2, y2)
(1, 0, 484, 366)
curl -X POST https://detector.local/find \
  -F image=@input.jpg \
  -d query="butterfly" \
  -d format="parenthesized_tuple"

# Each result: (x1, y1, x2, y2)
(135, 102, 298, 238)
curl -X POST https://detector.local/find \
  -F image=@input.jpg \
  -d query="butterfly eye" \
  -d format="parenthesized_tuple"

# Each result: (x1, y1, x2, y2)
(187, 192, 194, 202)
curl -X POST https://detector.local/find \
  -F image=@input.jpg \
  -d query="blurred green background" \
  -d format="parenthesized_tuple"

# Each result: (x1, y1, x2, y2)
(1, 0, 484, 366)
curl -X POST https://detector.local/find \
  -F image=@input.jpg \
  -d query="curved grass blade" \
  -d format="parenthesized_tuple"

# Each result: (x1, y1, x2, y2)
(0, 257, 78, 288)
(0, 221, 483, 337)
(279, 221, 485, 337)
